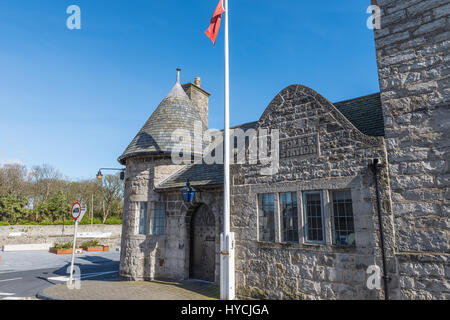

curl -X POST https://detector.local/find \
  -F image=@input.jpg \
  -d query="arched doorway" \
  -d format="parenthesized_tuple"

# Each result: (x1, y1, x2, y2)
(189, 204, 216, 282)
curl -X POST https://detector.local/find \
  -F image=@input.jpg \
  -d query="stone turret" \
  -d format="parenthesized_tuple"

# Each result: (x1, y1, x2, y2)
(118, 69, 204, 165)
(118, 69, 205, 281)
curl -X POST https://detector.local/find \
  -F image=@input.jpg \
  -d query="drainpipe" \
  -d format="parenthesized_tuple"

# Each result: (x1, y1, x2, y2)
(369, 158, 389, 300)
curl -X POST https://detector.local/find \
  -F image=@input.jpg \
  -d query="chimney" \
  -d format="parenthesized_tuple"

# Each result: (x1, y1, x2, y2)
(176, 68, 181, 83)
(182, 77, 210, 128)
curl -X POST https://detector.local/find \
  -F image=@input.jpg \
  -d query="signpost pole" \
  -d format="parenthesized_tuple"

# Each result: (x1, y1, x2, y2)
(68, 202, 85, 286)
(68, 220, 78, 285)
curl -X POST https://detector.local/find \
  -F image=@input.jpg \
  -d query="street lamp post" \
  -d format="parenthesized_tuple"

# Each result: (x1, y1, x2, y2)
(96, 168, 125, 180)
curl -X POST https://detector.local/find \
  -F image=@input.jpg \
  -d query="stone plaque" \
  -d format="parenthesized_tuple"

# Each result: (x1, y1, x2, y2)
(280, 133, 319, 159)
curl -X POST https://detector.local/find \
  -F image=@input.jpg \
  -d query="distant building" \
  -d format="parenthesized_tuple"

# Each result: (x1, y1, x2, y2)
(118, 0, 449, 300)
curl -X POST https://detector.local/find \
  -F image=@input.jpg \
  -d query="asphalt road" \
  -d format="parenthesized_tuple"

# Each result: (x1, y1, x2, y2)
(0, 250, 120, 300)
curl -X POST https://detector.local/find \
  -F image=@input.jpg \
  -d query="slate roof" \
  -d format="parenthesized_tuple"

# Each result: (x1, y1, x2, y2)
(118, 80, 203, 164)
(156, 163, 224, 190)
(333, 93, 385, 137)
(156, 93, 385, 190)
(155, 122, 257, 190)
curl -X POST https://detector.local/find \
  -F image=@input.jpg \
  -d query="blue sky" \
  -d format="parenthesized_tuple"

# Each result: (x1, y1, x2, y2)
(0, 0, 379, 180)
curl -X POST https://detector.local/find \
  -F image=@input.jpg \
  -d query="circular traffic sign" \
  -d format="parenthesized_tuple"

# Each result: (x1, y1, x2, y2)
(71, 202, 82, 220)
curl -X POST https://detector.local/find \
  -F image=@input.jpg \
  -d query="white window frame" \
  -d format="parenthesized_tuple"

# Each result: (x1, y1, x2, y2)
(150, 202, 166, 236)
(302, 190, 326, 244)
(330, 190, 355, 246)
(137, 201, 148, 236)
(257, 193, 276, 242)
(279, 192, 299, 243)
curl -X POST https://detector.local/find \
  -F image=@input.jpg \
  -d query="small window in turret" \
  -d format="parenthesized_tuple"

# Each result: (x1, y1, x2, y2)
(138, 202, 148, 235)
(151, 202, 166, 236)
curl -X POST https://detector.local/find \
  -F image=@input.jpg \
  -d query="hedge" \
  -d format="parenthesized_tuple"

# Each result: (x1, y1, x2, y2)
(0, 217, 122, 226)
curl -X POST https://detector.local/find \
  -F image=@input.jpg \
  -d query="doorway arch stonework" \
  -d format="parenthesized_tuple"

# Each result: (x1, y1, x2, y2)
(189, 204, 216, 282)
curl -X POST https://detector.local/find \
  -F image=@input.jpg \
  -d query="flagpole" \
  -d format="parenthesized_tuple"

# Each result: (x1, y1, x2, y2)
(220, 0, 235, 300)
(224, 0, 230, 237)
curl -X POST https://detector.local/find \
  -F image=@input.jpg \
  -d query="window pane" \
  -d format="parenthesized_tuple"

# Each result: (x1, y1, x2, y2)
(332, 190, 355, 246)
(138, 202, 148, 235)
(304, 192, 324, 242)
(152, 203, 166, 236)
(280, 192, 298, 243)
(258, 194, 275, 242)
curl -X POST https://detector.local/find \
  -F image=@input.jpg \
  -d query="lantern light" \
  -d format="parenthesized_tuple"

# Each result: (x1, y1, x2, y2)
(96, 171, 103, 180)
(181, 180, 196, 203)
(96, 168, 125, 180)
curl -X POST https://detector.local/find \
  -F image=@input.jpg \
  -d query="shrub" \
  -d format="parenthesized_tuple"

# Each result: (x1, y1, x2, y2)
(17, 220, 37, 225)
(104, 217, 122, 225)
(81, 240, 101, 247)
(53, 242, 73, 249)
(4, 217, 121, 226)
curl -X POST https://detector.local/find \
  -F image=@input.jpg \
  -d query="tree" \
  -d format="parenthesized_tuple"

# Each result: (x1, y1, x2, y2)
(35, 191, 70, 222)
(0, 194, 29, 224)
(101, 174, 123, 223)
(0, 162, 124, 225)
(29, 164, 63, 220)
(0, 164, 27, 198)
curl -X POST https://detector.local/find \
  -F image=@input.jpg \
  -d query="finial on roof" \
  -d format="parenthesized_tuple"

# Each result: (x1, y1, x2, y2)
(176, 68, 181, 84)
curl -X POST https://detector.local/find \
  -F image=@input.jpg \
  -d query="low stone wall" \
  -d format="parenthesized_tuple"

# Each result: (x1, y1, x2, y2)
(0, 224, 122, 249)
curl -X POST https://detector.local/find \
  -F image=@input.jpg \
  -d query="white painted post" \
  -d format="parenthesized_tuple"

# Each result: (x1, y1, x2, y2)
(68, 220, 78, 286)
(220, 0, 236, 300)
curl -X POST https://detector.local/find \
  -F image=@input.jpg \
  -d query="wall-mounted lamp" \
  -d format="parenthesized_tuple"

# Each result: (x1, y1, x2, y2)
(181, 179, 196, 203)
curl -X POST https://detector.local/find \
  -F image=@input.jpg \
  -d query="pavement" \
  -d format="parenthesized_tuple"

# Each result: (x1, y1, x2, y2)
(40, 279, 220, 300)
(0, 249, 219, 300)
(0, 250, 120, 300)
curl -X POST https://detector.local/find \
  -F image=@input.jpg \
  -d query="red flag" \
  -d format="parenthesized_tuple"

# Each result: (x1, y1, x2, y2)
(205, 0, 225, 47)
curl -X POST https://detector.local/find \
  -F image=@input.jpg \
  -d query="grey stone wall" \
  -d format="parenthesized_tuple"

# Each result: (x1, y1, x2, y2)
(372, 0, 450, 299)
(231, 85, 394, 299)
(0, 224, 122, 248)
(159, 190, 223, 283)
(119, 155, 223, 282)
(120, 156, 173, 281)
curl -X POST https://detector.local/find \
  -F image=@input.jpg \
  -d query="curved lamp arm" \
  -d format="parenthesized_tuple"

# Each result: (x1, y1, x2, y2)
(96, 168, 125, 180)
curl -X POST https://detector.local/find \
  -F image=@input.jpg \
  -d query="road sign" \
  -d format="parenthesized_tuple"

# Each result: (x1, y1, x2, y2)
(78, 206, 87, 222)
(69, 202, 86, 286)
(71, 203, 81, 220)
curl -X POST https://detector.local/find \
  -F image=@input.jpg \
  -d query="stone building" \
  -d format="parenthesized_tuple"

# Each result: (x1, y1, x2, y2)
(117, 0, 449, 300)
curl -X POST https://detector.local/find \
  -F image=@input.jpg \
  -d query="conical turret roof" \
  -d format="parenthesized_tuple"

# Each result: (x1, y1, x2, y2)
(118, 71, 203, 164)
